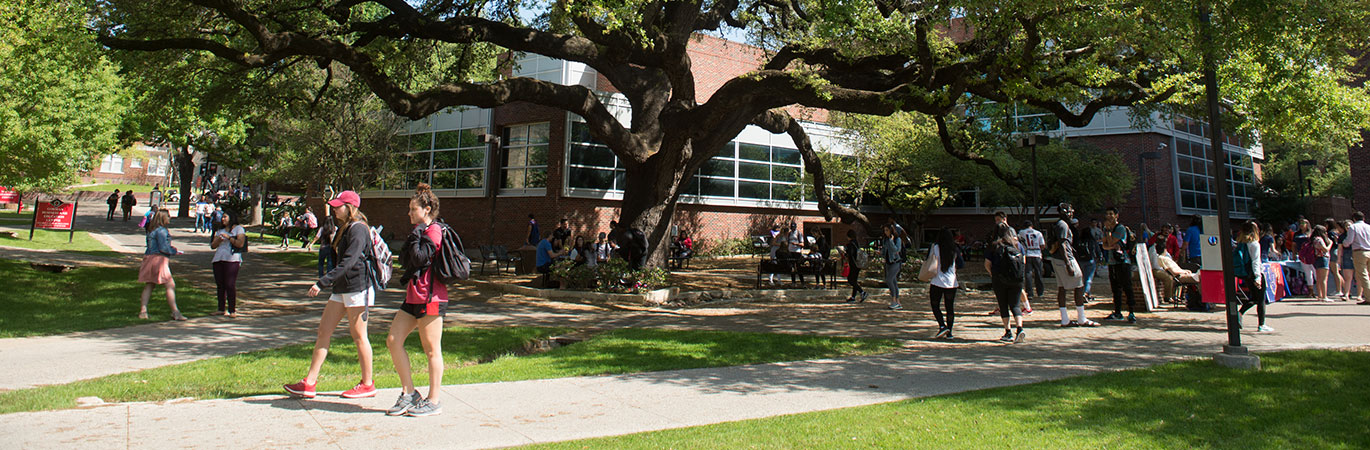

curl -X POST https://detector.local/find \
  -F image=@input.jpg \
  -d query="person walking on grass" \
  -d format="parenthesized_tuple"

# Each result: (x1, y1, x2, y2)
(1048, 203, 1099, 327)
(985, 224, 1027, 343)
(120, 189, 137, 222)
(881, 224, 904, 310)
(138, 208, 185, 321)
(929, 229, 964, 339)
(1101, 207, 1139, 323)
(210, 210, 246, 318)
(385, 183, 448, 417)
(106, 189, 120, 221)
(841, 229, 869, 304)
(284, 191, 377, 400)
(1235, 221, 1272, 332)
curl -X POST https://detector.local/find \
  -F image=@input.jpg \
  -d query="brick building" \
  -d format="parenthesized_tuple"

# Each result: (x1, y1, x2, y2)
(359, 35, 1263, 250)
(82, 143, 174, 187)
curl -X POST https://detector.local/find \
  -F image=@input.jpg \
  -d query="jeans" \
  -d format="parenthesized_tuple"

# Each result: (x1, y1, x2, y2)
(885, 262, 902, 299)
(317, 245, 336, 278)
(1109, 262, 1136, 314)
(1023, 256, 1044, 300)
(930, 285, 957, 329)
(194, 214, 207, 232)
(1080, 258, 1098, 294)
(212, 261, 241, 313)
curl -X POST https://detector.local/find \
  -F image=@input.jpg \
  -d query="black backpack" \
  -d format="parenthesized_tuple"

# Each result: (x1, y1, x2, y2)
(430, 221, 471, 284)
(993, 244, 1025, 281)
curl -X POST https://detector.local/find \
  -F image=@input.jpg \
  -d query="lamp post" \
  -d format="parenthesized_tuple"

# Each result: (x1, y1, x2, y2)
(1296, 159, 1316, 198)
(1138, 149, 1163, 227)
(1017, 134, 1048, 224)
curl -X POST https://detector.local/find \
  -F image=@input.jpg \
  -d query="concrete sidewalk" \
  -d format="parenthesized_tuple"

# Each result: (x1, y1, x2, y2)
(4, 299, 1369, 449)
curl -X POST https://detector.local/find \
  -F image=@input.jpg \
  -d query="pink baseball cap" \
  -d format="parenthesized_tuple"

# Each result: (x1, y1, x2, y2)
(327, 190, 361, 208)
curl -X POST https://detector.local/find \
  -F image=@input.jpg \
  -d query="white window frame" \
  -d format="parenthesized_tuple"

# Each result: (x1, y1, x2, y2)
(499, 122, 550, 196)
(100, 154, 124, 174)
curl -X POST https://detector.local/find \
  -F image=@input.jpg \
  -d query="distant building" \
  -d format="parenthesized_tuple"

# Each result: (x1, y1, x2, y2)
(82, 143, 174, 186)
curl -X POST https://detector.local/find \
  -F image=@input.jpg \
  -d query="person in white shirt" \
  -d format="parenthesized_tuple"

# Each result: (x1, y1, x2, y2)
(210, 210, 247, 317)
(1018, 221, 1046, 305)
(1154, 246, 1199, 303)
(1235, 221, 1271, 332)
(1343, 211, 1370, 305)
(928, 229, 963, 339)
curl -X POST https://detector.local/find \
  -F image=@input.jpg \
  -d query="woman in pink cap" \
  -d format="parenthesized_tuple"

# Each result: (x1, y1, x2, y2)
(284, 191, 378, 399)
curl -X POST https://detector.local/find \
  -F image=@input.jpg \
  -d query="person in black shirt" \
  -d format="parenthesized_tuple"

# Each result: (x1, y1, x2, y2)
(106, 189, 120, 221)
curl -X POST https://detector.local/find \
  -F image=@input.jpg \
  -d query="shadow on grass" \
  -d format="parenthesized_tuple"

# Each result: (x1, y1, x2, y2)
(0, 259, 219, 337)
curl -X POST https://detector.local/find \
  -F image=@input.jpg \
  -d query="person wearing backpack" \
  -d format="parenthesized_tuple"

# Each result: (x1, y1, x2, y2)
(1101, 207, 1139, 323)
(106, 189, 120, 221)
(880, 224, 904, 310)
(1047, 203, 1099, 327)
(1234, 221, 1272, 332)
(928, 228, 964, 339)
(841, 229, 868, 303)
(209, 210, 246, 318)
(285, 190, 376, 401)
(385, 183, 450, 417)
(985, 224, 1027, 343)
(120, 190, 137, 222)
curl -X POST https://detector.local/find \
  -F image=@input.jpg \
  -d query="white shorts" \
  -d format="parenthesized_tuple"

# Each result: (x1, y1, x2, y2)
(329, 288, 375, 308)
(1051, 258, 1084, 290)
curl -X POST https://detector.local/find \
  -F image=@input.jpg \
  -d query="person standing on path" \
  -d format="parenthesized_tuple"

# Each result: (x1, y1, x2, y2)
(1080, 217, 1104, 302)
(1311, 225, 1333, 302)
(210, 210, 246, 317)
(1342, 212, 1370, 304)
(1101, 207, 1139, 323)
(1048, 203, 1098, 327)
(527, 214, 540, 246)
(1324, 218, 1342, 300)
(284, 191, 377, 400)
(106, 189, 120, 221)
(985, 224, 1027, 343)
(1336, 220, 1358, 301)
(209, 205, 225, 236)
(138, 209, 185, 321)
(149, 184, 163, 210)
(929, 228, 963, 339)
(385, 183, 448, 417)
(841, 229, 868, 304)
(1234, 221, 1271, 332)
(1183, 216, 1203, 267)
(192, 196, 208, 233)
(300, 208, 319, 250)
(1018, 220, 1046, 307)
(313, 217, 337, 278)
(120, 190, 136, 222)
(881, 224, 904, 310)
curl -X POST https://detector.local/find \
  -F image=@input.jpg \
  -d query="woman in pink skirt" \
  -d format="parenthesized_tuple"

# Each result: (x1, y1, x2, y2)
(139, 208, 186, 320)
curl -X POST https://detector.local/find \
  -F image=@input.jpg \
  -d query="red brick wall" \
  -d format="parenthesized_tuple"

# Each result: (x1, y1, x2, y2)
(81, 145, 172, 186)
(1069, 133, 1181, 228)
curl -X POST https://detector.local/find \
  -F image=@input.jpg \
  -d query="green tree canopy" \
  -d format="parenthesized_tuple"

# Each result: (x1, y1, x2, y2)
(0, 0, 128, 192)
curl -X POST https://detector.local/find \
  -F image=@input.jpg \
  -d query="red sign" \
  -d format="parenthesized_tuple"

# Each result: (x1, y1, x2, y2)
(0, 187, 18, 204)
(35, 200, 75, 230)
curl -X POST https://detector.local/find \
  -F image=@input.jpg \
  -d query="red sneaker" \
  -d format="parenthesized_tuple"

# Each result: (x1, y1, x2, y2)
(341, 382, 377, 399)
(284, 380, 317, 398)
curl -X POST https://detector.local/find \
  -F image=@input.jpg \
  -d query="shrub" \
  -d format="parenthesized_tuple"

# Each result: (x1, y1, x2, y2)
(699, 237, 754, 257)
(549, 258, 671, 294)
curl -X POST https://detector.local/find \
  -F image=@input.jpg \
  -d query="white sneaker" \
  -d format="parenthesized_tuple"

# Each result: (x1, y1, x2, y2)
(1257, 325, 1274, 332)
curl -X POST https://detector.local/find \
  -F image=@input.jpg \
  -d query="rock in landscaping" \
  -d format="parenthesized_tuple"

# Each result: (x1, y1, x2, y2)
(76, 396, 104, 407)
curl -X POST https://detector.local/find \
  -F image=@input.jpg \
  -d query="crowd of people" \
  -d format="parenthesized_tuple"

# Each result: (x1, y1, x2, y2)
(529, 215, 659, 277)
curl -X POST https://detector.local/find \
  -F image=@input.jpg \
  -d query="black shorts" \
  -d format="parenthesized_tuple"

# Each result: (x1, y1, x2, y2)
(400, 301, 447, 319)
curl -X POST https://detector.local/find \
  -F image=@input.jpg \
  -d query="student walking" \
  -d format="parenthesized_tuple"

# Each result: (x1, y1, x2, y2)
(985, 224, 1027, 343)
(928, 229, 963, 339)
(1235, 221, 1272, 332)
(841, 229, 868, 303)
(106, 189, 120, 221)
(284, 191, 377, 400)
(1048, 203, 1099, 327)
(193, 196, 210, 233)
(385, 183, 448, 417)
(313, 218, 337, 278)
(300, 208, 319, 250)
(1101, 207, 1139, 323)
(138, 209, 186, 321)
(210, 210, 246, 317)
(120, 190, 137, 221)
(1018, 221, 1046, 306)
(881, 224, 904, 310)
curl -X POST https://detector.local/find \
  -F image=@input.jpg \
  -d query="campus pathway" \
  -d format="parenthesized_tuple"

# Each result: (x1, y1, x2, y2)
(3, 207, 1370, 448)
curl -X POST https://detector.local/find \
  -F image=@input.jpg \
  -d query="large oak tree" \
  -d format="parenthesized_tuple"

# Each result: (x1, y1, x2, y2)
(94, 0, 1369, 267)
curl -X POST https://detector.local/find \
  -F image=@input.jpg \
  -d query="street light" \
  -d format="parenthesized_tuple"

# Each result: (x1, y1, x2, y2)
(1296, 159, 1317, 198)
(1017, 134, 1048, 224)
(1138, 148, 1163, 227)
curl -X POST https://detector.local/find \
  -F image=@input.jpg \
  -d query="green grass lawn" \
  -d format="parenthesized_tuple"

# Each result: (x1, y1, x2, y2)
(0, 327, 899, 414)
(0, 229, 122, 258)
(0, 259, 220, 337)
(0, 210, 34, 221)
(533, 349, 1370, 449)
(258, 250, 318, 269)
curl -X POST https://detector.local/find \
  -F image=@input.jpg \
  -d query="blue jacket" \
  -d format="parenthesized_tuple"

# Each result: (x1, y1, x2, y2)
(145, 227, 177, 256)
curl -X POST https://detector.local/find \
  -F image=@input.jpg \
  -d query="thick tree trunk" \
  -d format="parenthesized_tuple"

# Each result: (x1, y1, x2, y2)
(617, 149, 692, 269)
(175, 146, 194, 218)
(251, 182, 265, 226)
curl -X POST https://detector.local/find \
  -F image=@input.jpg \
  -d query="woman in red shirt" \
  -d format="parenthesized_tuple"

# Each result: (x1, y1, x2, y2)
(384, 183, 448, 417)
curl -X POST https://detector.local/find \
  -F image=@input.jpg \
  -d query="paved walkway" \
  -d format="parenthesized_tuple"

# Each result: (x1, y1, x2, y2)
(3, 207, 1370, 448)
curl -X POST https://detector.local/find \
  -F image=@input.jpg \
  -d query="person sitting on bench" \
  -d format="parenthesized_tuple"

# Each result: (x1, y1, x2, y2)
(1155, 247, 1199, 303)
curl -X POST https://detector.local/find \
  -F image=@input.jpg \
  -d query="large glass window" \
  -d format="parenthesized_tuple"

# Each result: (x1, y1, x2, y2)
(1175, 137, 1255, 216)
(397, 127, 488, 191)
(100, 154, 124, 174)
(501, 123, 550, 190)
(565, 121, 624, 190)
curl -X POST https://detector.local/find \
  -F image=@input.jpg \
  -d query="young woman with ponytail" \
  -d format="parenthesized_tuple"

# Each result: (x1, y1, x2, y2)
(384, 183, 448, 417)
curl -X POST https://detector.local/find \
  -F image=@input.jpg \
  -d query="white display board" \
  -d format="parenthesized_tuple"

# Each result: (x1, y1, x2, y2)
(1136, 244, 1159, 311)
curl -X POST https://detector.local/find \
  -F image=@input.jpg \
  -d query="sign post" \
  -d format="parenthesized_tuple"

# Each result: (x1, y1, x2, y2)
(32, 199, 78, 242)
